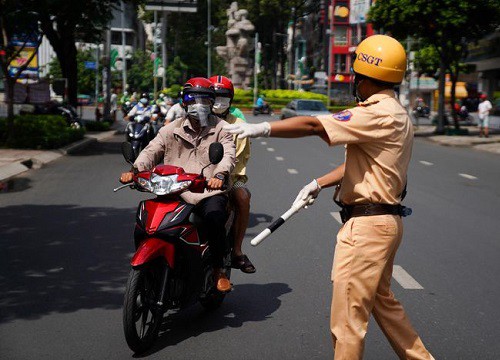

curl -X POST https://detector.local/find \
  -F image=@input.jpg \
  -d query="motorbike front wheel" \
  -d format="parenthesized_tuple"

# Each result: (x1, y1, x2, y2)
(123, 264, 164, 353)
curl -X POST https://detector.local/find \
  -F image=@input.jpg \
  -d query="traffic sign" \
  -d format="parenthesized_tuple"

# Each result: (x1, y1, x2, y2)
(84, 61, 97, 70)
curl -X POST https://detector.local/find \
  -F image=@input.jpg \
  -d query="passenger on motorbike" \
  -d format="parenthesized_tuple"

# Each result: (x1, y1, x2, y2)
(120, 77, 236, 292)
(210, 75, 255, 273)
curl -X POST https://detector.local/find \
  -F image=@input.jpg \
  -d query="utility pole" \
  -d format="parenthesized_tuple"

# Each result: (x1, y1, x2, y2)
(253, 33, 259, 106)
(161, 11, 167, 89)
(327, 1, 334, 107)
(95, 44, 99, 106)
(121, 1, 127, 93)
(207, 0, 212, 77)
(153, 10, 158, 100)
(103, 28, 112, 121)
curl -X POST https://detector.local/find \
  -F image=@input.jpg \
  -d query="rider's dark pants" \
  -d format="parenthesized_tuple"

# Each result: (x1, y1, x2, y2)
(195, 194, 228, 268)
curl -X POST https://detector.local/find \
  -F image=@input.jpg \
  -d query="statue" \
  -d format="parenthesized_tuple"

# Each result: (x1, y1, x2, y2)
(216, 2, 255, 89)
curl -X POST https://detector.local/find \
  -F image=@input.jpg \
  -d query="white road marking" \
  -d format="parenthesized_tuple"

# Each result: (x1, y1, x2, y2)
(275, 156, 284, 161)
(287, 169, 298, 174)
(330, 163, 338, 167)
(392, 265, 424, 289)
(267, 147, 275, 152)
(330, 212, 343, 224)
(261, 141, 267, 145)
(256, 217, 267, 222)
(419, 161, 434, 166)
(459, 173, 477, 180)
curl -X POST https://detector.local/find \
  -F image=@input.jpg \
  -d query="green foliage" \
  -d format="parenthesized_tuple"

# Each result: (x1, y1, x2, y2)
(166, 56, 188, 87)
(0, 115, 85, 149)
(127, 50, 154, 92)
(47, 48, 99, 95)
(84, 121, 110, 132)
(162, 84, 183, 99)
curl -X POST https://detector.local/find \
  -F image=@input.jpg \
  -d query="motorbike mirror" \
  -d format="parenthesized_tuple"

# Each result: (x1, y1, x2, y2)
(121, 142, 136, 165)
(209, 142, 224, 165)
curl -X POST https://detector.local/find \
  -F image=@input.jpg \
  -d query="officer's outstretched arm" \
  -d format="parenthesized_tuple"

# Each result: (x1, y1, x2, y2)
(269, 116, 327, 139)
(224, 115, 328, 141)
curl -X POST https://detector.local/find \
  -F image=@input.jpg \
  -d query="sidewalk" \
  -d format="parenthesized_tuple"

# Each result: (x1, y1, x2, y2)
(0, 130, 118, 183)
(414, 125, 500, 154)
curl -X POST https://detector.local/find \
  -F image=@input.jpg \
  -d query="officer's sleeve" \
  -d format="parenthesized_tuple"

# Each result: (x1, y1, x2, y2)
(316, 107, 382, 145)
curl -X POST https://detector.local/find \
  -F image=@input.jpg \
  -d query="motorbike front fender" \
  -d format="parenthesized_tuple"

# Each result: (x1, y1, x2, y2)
(131, 237, 175, 268)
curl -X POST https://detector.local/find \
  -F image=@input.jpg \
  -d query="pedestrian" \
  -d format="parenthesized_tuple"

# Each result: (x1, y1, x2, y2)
(110, 89, 118, 122)
(224, 35, 434, 359)
(478, 94, 492, 138)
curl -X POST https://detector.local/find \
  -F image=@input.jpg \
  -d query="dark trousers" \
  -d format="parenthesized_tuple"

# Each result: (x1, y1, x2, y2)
(194, 194, 228, 268)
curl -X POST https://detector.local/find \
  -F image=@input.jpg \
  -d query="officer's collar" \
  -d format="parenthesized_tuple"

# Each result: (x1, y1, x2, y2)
(359, 89, 396, 106)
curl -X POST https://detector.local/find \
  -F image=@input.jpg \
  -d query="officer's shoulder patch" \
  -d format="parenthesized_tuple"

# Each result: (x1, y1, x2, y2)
(332, 110, 352, 121)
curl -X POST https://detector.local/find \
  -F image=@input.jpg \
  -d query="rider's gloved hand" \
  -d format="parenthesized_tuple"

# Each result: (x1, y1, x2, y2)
(293, 179, 322, 209)
(223, 122, 271, 139)
(120, 172, 134, 184)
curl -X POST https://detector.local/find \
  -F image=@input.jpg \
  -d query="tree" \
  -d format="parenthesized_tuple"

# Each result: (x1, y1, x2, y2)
(31, 1, 140, 107)
(47, 48, 99, 96)
(0, 0, 42, 141)
(368, 0, 500, 134)
(127, 50, 154, 92)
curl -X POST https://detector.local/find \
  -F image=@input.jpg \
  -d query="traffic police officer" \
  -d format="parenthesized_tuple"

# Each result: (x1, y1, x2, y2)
(224, 35, 434, 359)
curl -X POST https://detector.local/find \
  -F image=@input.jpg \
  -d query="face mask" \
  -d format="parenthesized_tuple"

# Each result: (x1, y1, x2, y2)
(212, 97, 231, 115)
(351, 74, 365, 103)
(187, 103, 212, 127)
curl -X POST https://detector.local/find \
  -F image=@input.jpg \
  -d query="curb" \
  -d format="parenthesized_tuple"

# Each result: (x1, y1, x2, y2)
(0, 130, 118, 183)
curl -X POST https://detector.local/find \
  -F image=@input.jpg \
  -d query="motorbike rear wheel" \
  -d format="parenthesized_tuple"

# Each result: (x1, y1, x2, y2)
(123, 263, 164, 353)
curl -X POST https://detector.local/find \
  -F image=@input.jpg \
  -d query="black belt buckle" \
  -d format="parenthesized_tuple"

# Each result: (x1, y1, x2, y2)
(399, 206, 413, 217)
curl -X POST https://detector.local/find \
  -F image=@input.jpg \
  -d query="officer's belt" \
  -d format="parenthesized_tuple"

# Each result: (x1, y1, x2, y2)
(339, 203, 407, 224)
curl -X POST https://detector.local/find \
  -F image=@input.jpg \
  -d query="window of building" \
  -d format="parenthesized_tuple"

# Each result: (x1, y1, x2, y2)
(334, 27, 348, 46)
(111, 31, 134, 46)
(334, 54, 348, 73)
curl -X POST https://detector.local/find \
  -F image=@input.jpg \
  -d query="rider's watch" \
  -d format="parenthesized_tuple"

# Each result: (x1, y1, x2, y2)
(214, 173, 225, 181)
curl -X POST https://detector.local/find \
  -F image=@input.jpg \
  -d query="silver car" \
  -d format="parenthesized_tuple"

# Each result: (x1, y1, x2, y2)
(280, 99, 331, 119)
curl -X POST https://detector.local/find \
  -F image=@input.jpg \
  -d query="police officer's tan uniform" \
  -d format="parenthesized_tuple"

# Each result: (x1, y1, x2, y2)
(316, 90, 433, 359)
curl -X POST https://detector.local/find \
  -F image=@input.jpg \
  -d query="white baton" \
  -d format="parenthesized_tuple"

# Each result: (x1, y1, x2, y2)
(250, 196, 311, 246)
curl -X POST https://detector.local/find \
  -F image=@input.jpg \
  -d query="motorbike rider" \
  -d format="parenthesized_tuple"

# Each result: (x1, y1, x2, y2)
(209, 75, 255, 273)
(255, 94, 272, 114)
(223, 35, 434, 359)
(120, 77, 236, 293)
(165, 91, 187, 123)
(125, 93, 152, 121)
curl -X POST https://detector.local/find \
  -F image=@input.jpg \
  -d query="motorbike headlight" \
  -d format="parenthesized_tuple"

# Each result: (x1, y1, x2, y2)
(149, 174, 191, 195)
(137, 176, 153, 192)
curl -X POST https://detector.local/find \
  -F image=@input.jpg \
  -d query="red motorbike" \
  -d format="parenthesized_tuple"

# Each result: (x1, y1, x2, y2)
(115, 142, 233, 354)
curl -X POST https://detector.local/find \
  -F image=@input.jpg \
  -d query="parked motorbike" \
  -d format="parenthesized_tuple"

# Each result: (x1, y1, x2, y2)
(21, 101, 82, 128)
(125, 108, 155, 159)
(457, 107, 476, 125)
(115, 142, 233, 354)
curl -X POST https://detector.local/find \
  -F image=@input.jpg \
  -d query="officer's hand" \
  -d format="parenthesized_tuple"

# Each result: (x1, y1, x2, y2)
(207, 177, 223, 191)
(293, 179, 322, 209)
(223, 122, 271, 139)
(120, 172, 134, 184)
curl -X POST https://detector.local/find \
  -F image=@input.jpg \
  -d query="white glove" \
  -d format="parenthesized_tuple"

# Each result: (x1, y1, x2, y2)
(223, 122, 271, 139)
(293, 179, 322, 209)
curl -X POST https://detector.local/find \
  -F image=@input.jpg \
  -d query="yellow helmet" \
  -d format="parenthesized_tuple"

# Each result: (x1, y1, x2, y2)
(352, 35, 407, 84)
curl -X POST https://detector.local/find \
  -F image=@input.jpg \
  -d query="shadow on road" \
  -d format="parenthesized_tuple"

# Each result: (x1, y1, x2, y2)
(70, 136, 123, 157)
(0, 204, 135, 323)
(139, 282, 292, 357)
(247, 213, 273, 228)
